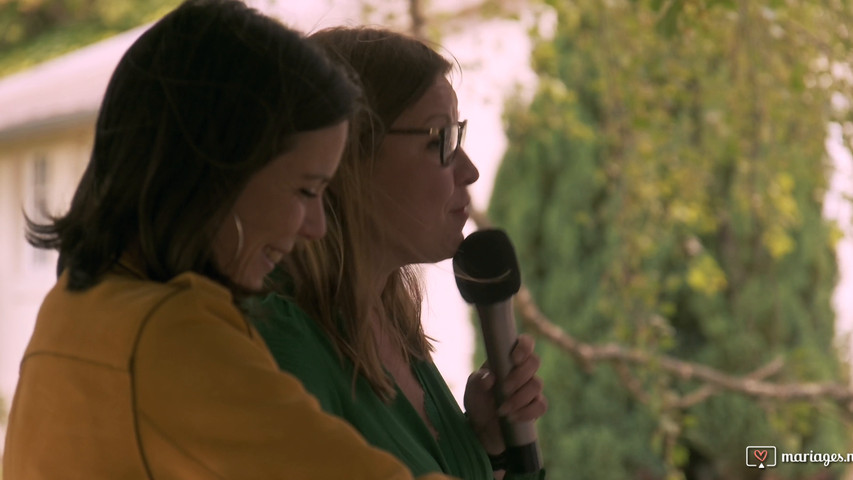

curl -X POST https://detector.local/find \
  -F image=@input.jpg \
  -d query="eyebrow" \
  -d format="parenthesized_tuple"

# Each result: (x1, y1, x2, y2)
(301, 173, 332, 183)
(422, 113, 453, 125)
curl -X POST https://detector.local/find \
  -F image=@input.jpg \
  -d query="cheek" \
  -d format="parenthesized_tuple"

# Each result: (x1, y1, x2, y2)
(378, 158, 453, 200)
(211, 216, 239, 269)
(373, 146, 456, 224)
(414, 172, 455, 211)
(281, 203, 306, 237)
(384, 177, 453, 233)
(278, 199, 313, 248)
(253, 198, 305, 240)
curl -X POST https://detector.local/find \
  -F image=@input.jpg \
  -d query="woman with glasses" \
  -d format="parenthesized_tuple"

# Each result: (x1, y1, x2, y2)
(251, 27, 547, 480)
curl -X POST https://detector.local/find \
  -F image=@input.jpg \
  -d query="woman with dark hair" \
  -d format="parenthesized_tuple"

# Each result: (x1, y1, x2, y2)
(3, 3, 452, 479)
(253, 27, 547, 480)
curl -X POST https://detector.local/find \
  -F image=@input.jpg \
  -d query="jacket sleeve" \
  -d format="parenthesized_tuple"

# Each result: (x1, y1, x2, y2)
(132, 279, 454, 480)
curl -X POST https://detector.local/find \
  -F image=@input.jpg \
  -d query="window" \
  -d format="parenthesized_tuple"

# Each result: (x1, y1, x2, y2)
(26, 155, 51, 269)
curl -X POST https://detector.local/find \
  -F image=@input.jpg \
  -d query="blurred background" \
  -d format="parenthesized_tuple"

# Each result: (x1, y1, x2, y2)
(2, 1, 853, 479)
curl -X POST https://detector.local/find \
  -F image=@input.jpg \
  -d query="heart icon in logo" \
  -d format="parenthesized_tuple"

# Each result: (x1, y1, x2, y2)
(754, 450, 768, 462)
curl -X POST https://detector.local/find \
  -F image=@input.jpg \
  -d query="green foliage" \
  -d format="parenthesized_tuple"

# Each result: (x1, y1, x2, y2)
(0, 0, 182, 76)
(491, 0, 853, 478)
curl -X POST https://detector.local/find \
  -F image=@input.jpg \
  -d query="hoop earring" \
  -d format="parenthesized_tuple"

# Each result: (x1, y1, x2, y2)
(232, 212, 244, 263)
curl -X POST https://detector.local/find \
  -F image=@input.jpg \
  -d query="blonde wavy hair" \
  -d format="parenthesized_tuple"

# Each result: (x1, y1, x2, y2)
(279, 26, 454, 400)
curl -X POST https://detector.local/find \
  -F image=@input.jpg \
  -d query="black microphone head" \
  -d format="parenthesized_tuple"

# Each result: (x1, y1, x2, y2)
(453, 229, 521, 304)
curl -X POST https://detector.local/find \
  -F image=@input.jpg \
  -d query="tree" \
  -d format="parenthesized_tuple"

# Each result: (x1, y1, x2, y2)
(489, 1, 853, 478)
(0, 0, 181, 76)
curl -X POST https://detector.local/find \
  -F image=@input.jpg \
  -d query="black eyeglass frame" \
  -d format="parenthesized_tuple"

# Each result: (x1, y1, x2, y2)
(386, 120, 467, 167)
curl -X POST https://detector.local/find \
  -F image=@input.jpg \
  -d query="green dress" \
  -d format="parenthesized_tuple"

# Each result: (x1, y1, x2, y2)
(253, 295, 494, 479)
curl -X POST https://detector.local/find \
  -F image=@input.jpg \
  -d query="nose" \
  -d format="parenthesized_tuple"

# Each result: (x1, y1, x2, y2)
(454, 148, 479, 186)
(298, 197, 327, 240)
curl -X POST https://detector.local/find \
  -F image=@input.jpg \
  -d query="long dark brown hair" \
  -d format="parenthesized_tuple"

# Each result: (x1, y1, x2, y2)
(28, 0, 360, 292)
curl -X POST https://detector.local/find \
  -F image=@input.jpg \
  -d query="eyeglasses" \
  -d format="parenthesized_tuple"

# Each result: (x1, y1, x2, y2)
(386, 120, 467, 167)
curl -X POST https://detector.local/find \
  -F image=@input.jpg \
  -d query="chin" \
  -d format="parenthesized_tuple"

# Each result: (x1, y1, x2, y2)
(434, 238, 464, 263)
(449, 232, 465, 251)
(403, 233, 464, 265)
(234, 274, 265, 293)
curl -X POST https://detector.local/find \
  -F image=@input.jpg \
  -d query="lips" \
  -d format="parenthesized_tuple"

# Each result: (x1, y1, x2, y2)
(449, 204, 471, 229)
(450, 197, 471, 214)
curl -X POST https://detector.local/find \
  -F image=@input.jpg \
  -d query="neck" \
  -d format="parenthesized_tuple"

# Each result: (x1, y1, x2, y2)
(367, 241, 404, 299)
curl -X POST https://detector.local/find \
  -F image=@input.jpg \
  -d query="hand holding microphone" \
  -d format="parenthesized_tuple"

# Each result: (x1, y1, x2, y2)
(453, 229, 547, 475)
(463, 335, 546, 461)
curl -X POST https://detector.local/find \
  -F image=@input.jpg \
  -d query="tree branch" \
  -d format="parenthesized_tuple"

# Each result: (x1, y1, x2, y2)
(472, 208, 853, 412)
(407, 0, 426, 41)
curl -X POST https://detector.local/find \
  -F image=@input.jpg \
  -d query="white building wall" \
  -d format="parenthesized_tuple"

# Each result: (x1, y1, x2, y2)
(0, 127, 92, 427)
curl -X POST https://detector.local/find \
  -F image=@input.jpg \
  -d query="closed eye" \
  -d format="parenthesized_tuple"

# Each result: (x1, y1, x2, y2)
(299, 189, 320, 198)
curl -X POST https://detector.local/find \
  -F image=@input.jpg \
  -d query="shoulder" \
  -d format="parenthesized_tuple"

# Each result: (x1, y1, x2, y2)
(249, 293, 349, 403)
(250, 294, 338, 363)
(28, 271, 242, 368)
(130, 272, 274, 369)
(250, 293, 320, 345)
(149, 272, 246, 332)
(58, 269, 235, 322)
(92, 270, 251, 344)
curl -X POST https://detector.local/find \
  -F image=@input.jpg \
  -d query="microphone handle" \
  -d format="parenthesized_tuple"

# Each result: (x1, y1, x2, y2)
(476, 301, 543, 473)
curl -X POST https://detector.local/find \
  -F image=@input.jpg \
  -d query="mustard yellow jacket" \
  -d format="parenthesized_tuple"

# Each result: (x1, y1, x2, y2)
(3, 267, 453, 480)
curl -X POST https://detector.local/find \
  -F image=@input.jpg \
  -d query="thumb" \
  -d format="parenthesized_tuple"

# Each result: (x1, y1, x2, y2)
(471, 367, 496, 391)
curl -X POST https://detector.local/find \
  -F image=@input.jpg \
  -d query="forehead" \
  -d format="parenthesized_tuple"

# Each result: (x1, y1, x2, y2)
(266, 122, 347, 176)
(394, 76, 458, 125)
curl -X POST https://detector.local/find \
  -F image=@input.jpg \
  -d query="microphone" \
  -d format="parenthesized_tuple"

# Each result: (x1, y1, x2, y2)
(453, 228, 543, 474)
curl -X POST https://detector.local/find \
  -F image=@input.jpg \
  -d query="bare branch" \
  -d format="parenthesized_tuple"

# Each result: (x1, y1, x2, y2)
(472, 208, 853, 412)
(408, 0, 426, 41)
(516, 284, 853, 406)
(673, 357, 784, 409)
(613, 361, 650, 404)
